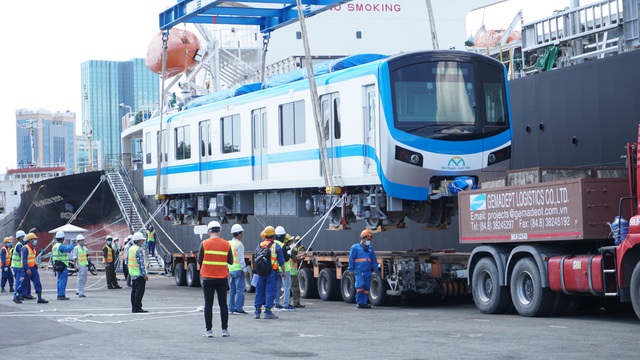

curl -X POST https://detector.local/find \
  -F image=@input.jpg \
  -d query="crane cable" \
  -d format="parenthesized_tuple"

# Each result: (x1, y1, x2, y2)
(294, 0, 334, 193)
(156, 30, 169, 198)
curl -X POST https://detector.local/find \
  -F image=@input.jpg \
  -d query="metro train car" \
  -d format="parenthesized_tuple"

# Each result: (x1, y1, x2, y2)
(129, 50, 512, 228)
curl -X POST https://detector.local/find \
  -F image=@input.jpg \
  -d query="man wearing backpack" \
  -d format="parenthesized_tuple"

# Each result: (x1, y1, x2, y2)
(253, 225, 285, 320)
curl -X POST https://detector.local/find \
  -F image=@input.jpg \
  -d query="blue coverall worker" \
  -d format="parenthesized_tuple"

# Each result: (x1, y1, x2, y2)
(52, 231, 75, 300)
(228, 223, 249, 314)
(12, 230, 30, 303)
(1, 237, 14, 293)
(254, 226, 285, 319)
(22, 233, 48, 303)
(348, 229, 380, 309)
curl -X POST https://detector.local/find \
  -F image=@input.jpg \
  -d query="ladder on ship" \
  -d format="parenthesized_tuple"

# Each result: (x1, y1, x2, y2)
(105, 171, 164, 273)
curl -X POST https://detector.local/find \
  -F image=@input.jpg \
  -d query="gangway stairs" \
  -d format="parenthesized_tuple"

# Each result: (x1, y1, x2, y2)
(105, 171, 164, 274)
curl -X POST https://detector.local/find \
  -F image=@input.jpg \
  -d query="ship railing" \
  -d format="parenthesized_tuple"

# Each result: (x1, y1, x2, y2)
(522, 0, 624, 53)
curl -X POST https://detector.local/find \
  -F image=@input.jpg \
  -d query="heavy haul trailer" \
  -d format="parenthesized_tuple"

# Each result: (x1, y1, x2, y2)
(171, 248, 471, 305)
(458, 136, 640, 318)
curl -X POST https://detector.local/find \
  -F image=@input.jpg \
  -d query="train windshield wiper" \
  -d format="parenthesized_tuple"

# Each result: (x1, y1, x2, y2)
(405, 123, 473, 133)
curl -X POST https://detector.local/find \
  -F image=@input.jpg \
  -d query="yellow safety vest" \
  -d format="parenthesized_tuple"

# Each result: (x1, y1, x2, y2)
(11, 244, 22, 269)
(53, 243, 69, 265)
(275, 240, 290, 272)
(76, 246, 88, 266)
(128, 244, 141, 277)
(228, 239, 243, 272)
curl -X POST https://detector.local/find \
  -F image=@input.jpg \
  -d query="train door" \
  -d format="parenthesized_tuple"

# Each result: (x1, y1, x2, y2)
(363, 85, 377, 174)
(157, 129, 168, 192)
(321, 93, 341, 180)
(252, 108, 268, 180)
(199, 120, 212, 185)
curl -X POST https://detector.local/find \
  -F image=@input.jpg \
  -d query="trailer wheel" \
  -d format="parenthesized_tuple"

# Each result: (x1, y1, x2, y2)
(341, 271, 356, 303)
(299, 268, 318, 298)
(472, 258, 511, 314)
(244, 267, 255, 293)
(369, 272, 389, 306)
(631, 262, 640, 320)
(510, 258, 554, 317)
(186, 263, 200, 287)
(174, 262, 187, 286)
(318, 268, 339, 301)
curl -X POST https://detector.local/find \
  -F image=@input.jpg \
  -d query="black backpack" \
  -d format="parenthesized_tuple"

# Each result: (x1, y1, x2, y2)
(254, 244, 272, 276)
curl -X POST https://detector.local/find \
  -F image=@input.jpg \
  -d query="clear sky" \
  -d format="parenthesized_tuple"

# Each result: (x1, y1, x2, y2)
(0, 0, 595, 172)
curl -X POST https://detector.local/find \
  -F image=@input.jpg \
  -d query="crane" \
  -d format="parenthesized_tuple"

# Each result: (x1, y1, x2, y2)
(425, 0, 439, 49)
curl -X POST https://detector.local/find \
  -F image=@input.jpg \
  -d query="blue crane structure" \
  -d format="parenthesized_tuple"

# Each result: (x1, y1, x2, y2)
(158, 0, 354, 32)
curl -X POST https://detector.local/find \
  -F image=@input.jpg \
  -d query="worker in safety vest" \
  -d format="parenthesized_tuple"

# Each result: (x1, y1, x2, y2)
(287, 235, 306, 308)
(348, 229, 380, 309)
(254, 225, 285, 320)
(52, 231, 75, 300)
(147, 225, 156, 257)
(128, 232, 148, 313)
(73, 234, 91, 297)
(103, 235, 121, 289)
(1, 237, 14, 294)
(198, 221, 233, 338)
(12, 230, 33, 303)
(122, 235, 132, 287)
(22, 233, 48, 303)
(274, 226, 293, 310)
(228, 224, 249, 315)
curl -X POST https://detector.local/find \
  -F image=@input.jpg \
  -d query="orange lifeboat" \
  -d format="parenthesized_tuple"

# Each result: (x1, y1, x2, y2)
(146, 28, 200, 78)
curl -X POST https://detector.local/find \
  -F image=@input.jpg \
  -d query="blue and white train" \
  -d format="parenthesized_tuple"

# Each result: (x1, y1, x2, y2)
(124, 50, 512, 228)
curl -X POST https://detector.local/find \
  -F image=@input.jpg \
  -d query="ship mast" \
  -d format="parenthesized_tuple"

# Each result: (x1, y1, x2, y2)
(83, 86, 93, 171)
(17, 119, 41, 167)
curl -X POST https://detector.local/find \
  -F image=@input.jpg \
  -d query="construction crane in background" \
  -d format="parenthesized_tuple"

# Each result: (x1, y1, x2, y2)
(425, 0, 439, 49)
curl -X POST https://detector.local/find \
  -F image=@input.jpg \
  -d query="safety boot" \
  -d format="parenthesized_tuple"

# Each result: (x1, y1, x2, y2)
(1, 287, 5, 293)
(9, 286, 14, 292)
(264, 312, 279, 319)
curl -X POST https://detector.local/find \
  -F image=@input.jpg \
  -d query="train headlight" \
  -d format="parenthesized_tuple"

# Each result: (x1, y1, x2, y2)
(488, 145, 511, 165)
(395, 146, 423, 167)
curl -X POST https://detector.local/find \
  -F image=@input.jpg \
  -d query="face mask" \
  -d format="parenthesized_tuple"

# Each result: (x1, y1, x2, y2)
(365, 240, 371, 246)
(7, 243, 12, 247)
(33, 240, 38, 246)
(79, 242, 84, 246)
(107, 241, 112, 245)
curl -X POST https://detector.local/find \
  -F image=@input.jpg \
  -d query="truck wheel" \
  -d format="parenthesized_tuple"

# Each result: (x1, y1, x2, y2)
(174, 262, 187, 286)
(244, 267, 255, 293)
(186, 263, 200, 287)
(510, 258, 554, 317)
(369, 272, 389, 306)
(341, 271, 356, 303)
(317, 268, 339, 301)
(631, 262, 640, 320)
(299, 268, 318, 299)
(472, 258, 511, 314)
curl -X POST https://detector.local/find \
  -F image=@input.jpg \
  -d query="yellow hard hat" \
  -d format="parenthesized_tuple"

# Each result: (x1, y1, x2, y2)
(285, 234, 293, 242)
(3, 237, 10, 243)
(260, 230, 266, 239)
(26, 233, 37, 241)
(263, 226, 275, 237)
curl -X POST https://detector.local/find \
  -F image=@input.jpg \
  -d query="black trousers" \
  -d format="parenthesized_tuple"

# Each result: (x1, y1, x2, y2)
(202, 278, 229, 331)
(106, 264, 118, 287)
(131, 277, 146, 311)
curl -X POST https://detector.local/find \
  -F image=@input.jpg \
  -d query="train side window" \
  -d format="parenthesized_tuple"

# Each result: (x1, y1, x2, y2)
(333, 97, 341, 139)
(145, 132, 151, 164)
(175, 125, 191, 160)
(221, 114, 241, 153)
(322, 98, 330, 140)
(279, 100, 306, 146)
(484, 83, 506, 125)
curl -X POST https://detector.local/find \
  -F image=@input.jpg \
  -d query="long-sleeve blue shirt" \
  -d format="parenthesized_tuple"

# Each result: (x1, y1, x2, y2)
(57, 242, 75, 253)
(348, 243, 379, 274)
(11, 243, 23, 268)
(0, 246, 10, 268)
(256, 240, 285, 269)
(21, 244, 33, 268)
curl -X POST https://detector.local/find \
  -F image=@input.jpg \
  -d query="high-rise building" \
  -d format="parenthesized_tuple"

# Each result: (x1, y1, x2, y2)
(81, 59, 159, 167)
(15, 109, 76, 173)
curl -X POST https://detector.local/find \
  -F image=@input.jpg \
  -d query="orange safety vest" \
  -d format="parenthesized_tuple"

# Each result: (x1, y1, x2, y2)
(270, 242, 279, 270)
(1, 247, 10, 266)
(200, 237, 230, 279)
(26, 244, 37, 268)
(103, 245, 113, 263)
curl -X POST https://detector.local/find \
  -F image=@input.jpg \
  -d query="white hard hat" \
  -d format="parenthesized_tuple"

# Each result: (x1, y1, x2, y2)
(208, 220, 221, 231)
(448, 43, 456, 49)
(15, 230, 26, 238)
(275, 226, 286, 236)
(76, 234, 85, 241)
(230, 224, 244, 234)
(55, 231, 65, 239)
(131, 232, 145, 242)
(106, 235, 113, 241)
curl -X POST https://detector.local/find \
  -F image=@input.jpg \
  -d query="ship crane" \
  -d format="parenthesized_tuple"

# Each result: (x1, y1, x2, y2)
(425, 0, 439, 49)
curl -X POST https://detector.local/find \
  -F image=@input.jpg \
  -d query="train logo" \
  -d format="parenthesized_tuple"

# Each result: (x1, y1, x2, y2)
(469, 194, 487, 211)
(443, 156, 470, 170)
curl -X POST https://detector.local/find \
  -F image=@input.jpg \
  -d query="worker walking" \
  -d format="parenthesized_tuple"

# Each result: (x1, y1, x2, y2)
(73, 234, 91, 297)
(254, 225, 286, 319)
(228, 224, 249, 315)
(288, 236, 306, 308)
(128, 232, 148, 313)
(1, 237, 13, 294)
(52, 231, 75, 300)
(147, 225, 156, 257)
(22, 233, 48, 303)
(274, 226, 293, 310)
(198, 221, 233, 337)
(103, 235, 121, 289)
(348, 229, 380, 309)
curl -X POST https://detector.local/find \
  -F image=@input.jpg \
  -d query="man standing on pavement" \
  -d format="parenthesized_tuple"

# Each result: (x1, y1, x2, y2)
(122, 235, 132, 287)
(1, 237, 14, 294)
(103, 235, 121, 289)
(22, 233, 48, 303)
(228, 224, 249, 315)
(12, 230, 33, 303)
(147, 225, 156, 257)
(348, 229, 380, 309)
(128, 232, 148, 313)
(254, 226, 286, 319)
(198, 221, 233, 338)
(288, 235, 306, 308)
(274, 226, 293, 311)
(52, 231, 75, 300)
(73, 234, 91, 297)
